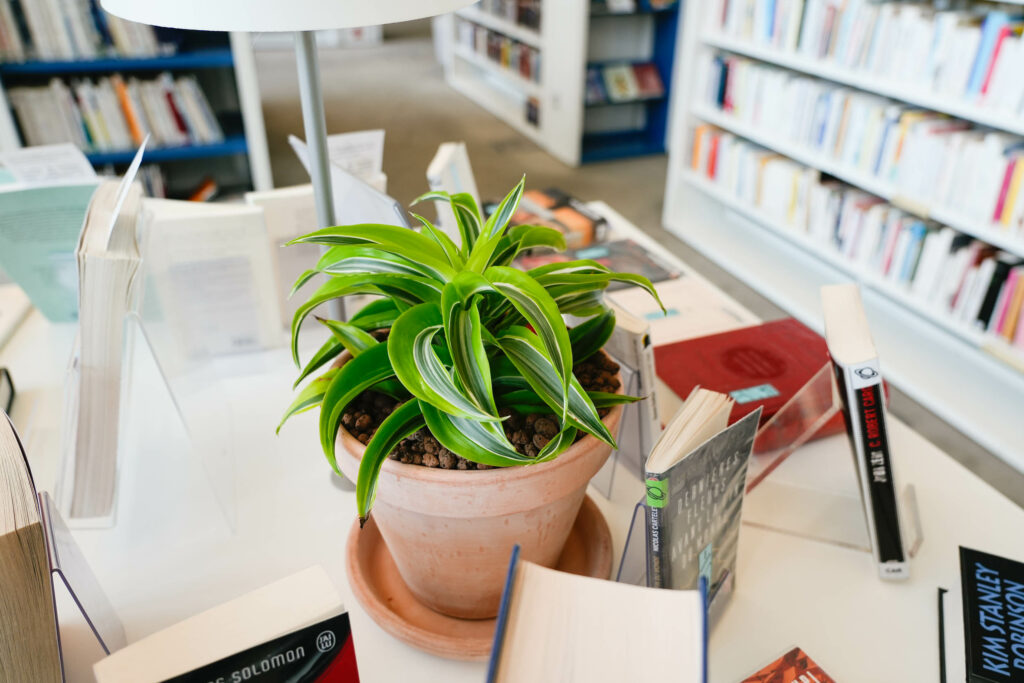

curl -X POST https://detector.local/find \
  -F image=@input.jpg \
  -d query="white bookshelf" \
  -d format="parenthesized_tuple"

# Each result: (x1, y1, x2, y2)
(436, 0, 682, 166)
(663, 1, 1024, 471)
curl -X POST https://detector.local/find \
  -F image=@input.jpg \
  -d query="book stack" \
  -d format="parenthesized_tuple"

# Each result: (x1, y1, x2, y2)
(697, 53, 1024, 236)
(585, 63, 664, 105)
(0, 0, 161, 61)
(8, 73, 224, 153)
(456, 18, 541, 84)
(709, 1, 1024, 117)
(690, 125, 1024, 351)
(477, 0, 542, 31)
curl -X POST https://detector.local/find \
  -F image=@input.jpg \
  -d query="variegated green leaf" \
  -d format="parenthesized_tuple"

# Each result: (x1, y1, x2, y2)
(481, 176, 524, 240)
(534, 424, 577, 462)
(409, 212, 463, 268)
(569, 309, 616, 363)
(496, 326, 615, 446)
(357, 399, 425, 523)
(587, 391, 641, 408)
(388, 303, 501, 422)
(349, 298, 400, 330)
(535, 271, 664, 311)
(318, 344, 396, 473)
(288, 224, 455, 281)
(292, 337, 344, 389)
(441, 273, 497, 414)
(484, 265, 573, 412)
(412, 190, 481, 253)
(291, 273, 441, 366)
(318, 317, 378, 356)
(420, 403, 531, 466)
(278, 368, 337, 433)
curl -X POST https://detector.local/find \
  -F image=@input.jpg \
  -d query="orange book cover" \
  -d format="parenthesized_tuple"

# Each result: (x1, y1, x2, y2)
(111, 74, 144, 146)
(692, 124, 708, 170)
(741, 647, 836, 683)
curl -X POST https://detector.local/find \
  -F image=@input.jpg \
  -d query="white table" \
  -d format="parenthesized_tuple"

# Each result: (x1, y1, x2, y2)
(2, 210, 1023, 683)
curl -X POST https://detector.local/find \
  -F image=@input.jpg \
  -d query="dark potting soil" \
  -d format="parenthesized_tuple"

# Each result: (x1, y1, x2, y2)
(340, 351, 622, 470)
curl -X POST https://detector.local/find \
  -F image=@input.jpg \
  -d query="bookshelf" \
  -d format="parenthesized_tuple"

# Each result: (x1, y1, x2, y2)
(0, 14, 270, 198)
(436, 0, 681, 166)
(664, 0, 1024, 472)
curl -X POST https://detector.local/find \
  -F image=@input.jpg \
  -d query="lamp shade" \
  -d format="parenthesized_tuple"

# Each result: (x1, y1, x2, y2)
(99, 0, 477, 32)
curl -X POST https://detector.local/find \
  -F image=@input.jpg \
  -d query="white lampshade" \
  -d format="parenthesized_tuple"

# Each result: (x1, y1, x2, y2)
(99, 0, 477, 32)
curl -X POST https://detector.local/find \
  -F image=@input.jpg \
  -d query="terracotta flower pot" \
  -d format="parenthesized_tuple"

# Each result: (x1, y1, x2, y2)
(337, 367, 623, 620)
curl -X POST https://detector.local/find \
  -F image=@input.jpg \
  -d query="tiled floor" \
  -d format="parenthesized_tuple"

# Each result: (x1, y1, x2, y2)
(252, 34, 1024, 508)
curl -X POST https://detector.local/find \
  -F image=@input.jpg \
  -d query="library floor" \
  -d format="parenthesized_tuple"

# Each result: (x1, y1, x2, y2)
(252, 32, 1024, 509)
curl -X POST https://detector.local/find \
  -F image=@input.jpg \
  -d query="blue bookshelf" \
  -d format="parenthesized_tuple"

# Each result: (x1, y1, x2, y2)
(85, 135, 247, 165)
(0, 49, 235, 76)
(582, 1, 680, 163)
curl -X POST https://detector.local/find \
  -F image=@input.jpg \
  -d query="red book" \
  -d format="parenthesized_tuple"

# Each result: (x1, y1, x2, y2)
(654, 318, 845, 437)
(740, 646, 836, 683)
(632, 63, 664, 98)
(993, 158, 1017, 222)
(707, 134, 721, 178)
(982, 25, 1013, 96)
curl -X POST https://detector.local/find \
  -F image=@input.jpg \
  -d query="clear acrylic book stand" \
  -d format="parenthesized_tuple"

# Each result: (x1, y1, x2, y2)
(605, 363, 924, 587)
(57, 265, 244, 532)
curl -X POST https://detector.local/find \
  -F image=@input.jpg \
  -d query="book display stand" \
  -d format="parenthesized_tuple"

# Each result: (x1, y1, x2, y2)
(612, 362, 924, 586)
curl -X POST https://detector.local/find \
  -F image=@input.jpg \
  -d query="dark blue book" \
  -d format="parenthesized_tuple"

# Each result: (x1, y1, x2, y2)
(959, 547, 1024, 682)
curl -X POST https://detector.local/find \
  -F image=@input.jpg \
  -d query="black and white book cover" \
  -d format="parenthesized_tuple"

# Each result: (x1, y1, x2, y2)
(959, 547, 1024, 683)
(645, 409, 760, 616)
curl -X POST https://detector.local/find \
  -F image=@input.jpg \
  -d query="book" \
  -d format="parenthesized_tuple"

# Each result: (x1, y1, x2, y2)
(0, 413, 62, 682)
(60, 144, 146, 521)
(486, 546, 706, 683)
(602, 64, 640, 102)
(604, 301, 661, 469)
(93, 566, 352, 683)
(740, 646, 837, 683)
(644, 388, 761, 618)
(585, 66, 607, 104)
(653, 318, 846, 437)
(821, 284, 908, 580)
(509, 188, 607, 249)
(0, 368, 12, 414)
(958, 547, 1024, 683)
(632, 63, 665, 98)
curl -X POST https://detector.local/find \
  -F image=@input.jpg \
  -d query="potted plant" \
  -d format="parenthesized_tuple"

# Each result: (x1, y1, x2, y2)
(279, 178, 661, 619)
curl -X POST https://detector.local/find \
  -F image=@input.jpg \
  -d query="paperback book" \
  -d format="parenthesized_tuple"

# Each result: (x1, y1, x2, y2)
(959, 547, 1024, 683)
(645, 387, 761, 619)
(740, 646, 837, 683)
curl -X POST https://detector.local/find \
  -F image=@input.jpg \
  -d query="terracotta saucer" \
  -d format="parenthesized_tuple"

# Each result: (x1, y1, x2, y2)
(345, 494, 612, 661)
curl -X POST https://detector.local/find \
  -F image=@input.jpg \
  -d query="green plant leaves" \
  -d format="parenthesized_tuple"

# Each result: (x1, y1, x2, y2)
(388, 303, 501, 422)
(484, 266, 574, 412)
(278, 368, 337, 433)
(568, 309, 617, 363)
(318, 317, 378, 356)
(318, 343, 397, 473)
(412, 190, 481, 254)
(441, 273, 497, 415)
(293, 337, 344, 389)
(288, 224, 456, 281)
(409, 213, 463, 268)
(465, 178, 525, 272)
(496, 326, 615, 447)
(357, 399, 425, 523)
(420, 403, 530, 467)
(349, 298, 401, 331)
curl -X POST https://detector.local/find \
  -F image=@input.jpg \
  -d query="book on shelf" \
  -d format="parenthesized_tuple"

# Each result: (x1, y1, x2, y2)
(456, 18, 541, 83)
(0, 0, 161, 61)
(688, 124, 1024, 355)
(93, 566, 357, 683)
(644, 387, 761, 619)
(8, 72, 224, 153)
(0, 413, 61, 682)
(585, 66, 607, 104)
(956, 547, 1024, 683)
(632, 63, 664, 98)
(0, 144, 100, 322)
(740, 646, 837, 683)
(60, 143, 145, 521)
(708, 1, 1024, 119)
(821, 283, 908, 580)
(602, 63, 640, 102)
(486, 546, 706, 683)
(653, 318, 847, 441)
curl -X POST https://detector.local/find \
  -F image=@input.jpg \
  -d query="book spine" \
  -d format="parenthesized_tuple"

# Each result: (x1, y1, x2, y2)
(486, 545, 521, 683)
(833, 357, 909, 579)
(645, 471, 670, 588)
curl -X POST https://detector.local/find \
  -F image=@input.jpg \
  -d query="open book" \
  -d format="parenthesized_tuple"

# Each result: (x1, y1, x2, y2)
(1, 413, 62, 682)
(487, 546, 706, 683)
(645, 388, 761, 619)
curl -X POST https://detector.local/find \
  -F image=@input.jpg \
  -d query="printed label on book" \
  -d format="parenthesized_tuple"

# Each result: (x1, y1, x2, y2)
(730, 383, 780, 404)
(163, 612, 358, 682)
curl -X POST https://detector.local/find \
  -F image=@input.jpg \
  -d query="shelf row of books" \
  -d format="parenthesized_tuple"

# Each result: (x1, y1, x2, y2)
(456, 18, 541, 84)
(590, 0, 679, 15)
(585, 63, 664, 105)
(708, 0, 1024, 118)
(697, 52, 1024, 242)
(0, 0, 162, 61)
(8, 73, 224, 153)
(475, 0, 541, 32)
(690, 124, 1024, 354)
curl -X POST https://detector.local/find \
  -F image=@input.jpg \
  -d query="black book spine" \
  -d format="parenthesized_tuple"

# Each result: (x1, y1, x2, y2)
(645, 471, 670, 589)
(833, 358, 909, 579)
